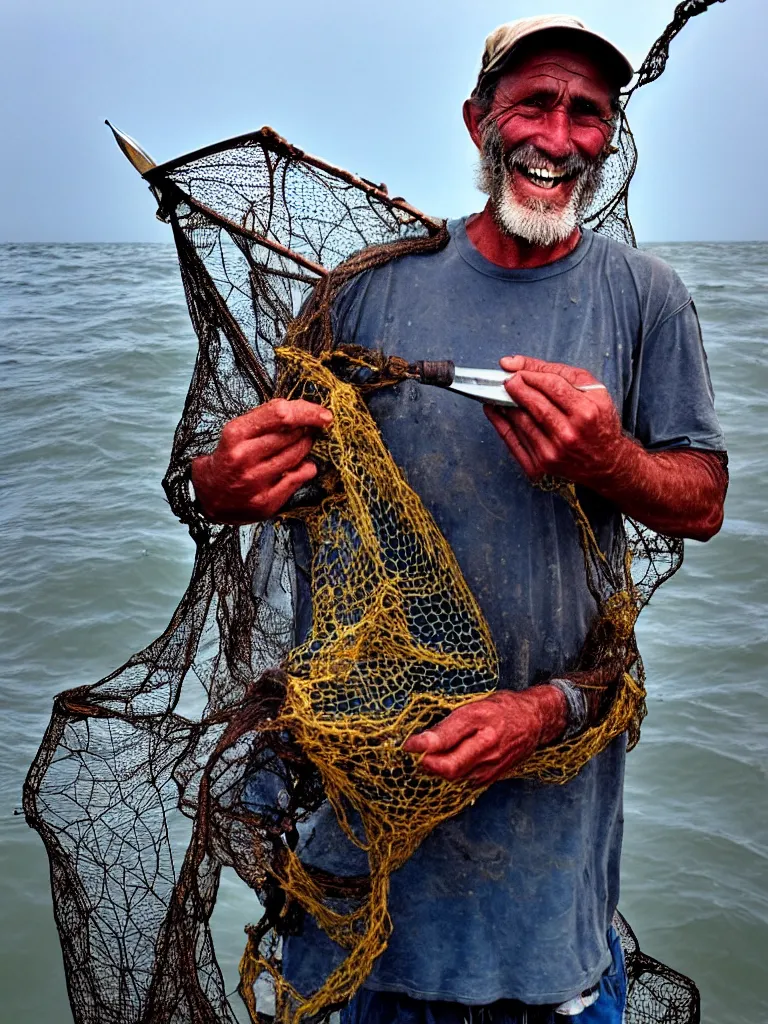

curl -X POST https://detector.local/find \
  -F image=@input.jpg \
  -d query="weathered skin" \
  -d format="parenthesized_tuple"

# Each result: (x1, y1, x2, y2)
(192, 42, 726, 785)
(462, 47, 617, 270)
(191, 398, 332, 525)
(489, 356, 726, 541)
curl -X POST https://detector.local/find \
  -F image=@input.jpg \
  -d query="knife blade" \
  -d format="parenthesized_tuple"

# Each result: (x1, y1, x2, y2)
(447, 366, 607, 407)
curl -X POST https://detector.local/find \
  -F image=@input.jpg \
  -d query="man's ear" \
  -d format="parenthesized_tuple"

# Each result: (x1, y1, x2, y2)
(463, 98, 484, 150)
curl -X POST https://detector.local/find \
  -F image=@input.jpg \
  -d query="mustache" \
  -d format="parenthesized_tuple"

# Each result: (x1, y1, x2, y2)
(479, 120, 600, 181)
(502, 142, 592, 180)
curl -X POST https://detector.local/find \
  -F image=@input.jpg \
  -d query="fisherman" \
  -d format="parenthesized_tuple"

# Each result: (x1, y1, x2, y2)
(191, 16, 727, 1024)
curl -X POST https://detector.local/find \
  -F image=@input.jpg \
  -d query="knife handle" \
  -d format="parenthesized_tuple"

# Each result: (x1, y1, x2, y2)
(409, 360, 456, 388)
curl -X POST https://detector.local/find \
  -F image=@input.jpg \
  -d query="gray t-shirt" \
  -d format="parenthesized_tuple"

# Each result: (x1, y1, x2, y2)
(281, 220, 725, 1005)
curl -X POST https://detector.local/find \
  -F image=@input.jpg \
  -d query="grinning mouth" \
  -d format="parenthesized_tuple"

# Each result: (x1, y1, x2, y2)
(511, 163, 579, 190)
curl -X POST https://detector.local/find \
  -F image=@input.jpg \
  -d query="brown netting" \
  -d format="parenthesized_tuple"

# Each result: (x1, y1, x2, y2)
(24, 4, 727, 1023)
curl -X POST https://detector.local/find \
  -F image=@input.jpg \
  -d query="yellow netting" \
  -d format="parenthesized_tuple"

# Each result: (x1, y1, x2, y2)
(238, 347, 644, 1023)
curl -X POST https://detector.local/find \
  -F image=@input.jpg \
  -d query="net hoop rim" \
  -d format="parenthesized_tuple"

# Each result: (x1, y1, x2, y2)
(142, 125, 443, 232)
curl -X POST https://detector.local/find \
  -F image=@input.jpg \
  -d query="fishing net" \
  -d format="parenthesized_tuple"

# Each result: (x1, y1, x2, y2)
(24, 3, 726, 1023)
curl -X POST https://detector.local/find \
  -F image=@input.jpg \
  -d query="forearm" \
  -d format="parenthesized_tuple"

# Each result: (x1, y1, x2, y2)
(591, 441, 727, 541)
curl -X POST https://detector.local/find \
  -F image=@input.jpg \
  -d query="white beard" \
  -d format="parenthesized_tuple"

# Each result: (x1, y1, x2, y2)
(493, 176, 585, 247)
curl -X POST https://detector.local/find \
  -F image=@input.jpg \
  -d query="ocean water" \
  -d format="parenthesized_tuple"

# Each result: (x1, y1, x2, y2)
(0, 241, 765, 1024)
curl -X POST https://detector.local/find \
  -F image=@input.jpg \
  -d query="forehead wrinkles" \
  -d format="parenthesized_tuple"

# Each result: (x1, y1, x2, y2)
(494, 51, 613, 101)
(491, 72, 580, 118)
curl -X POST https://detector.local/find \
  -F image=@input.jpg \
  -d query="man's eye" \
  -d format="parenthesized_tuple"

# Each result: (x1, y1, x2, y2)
(519, 96, 547, 110)
(571, 100, 606, 120)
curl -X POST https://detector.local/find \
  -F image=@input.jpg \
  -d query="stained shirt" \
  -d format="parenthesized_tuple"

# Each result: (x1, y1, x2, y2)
(279, 219, 725, 1005)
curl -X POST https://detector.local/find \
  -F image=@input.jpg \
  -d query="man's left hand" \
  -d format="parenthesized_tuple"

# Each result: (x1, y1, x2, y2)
(403, 686, 566, 786)
(485, 354, 628, 485)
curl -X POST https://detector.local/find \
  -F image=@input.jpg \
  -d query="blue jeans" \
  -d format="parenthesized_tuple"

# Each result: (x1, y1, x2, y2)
(340, 928, 627, 1024)
(574, 928, 627, 1022)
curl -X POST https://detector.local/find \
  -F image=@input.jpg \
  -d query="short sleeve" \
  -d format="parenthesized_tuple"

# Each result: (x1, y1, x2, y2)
(625, 298, 726, 453)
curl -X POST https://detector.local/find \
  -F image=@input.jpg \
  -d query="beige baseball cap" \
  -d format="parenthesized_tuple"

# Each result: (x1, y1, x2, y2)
(476, 14, 634, 91)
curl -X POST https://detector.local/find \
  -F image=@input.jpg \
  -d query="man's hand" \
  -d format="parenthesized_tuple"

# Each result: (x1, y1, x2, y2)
(485, 354, 726, 541)
(402, 686, 567, 786)
(484, 355, 626, 485)
(190, 398, 333, 525)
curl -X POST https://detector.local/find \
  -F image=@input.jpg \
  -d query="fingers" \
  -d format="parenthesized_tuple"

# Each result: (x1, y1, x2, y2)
(417, 726, 535, 783)
(509, 410, 558, 466)
(245, 433, 316, 484)
(484, 407, 535, 476)
(252, 459, 318, 515)
(468, 763, 509, 786)
(404, 704, 508, 782)
(233, 428, 306, 472)
(221, 398, 333, 446)
(403, 706, 480, 755)
(484, 406, 547, 480)
(247, 426, 306, 453)
(419, 728, 496, 780)
(500, 354, 599, 390)
(504, 373, 578, 433)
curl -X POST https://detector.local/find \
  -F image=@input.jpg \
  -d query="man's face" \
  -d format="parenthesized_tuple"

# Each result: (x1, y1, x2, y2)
(466, 46, 617, 245)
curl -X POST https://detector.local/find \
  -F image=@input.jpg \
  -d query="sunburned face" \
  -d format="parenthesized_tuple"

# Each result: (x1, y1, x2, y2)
(466, 46, 618, 245)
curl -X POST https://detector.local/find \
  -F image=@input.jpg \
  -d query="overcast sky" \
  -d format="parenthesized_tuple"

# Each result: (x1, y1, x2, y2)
(0, 0, 764, 243)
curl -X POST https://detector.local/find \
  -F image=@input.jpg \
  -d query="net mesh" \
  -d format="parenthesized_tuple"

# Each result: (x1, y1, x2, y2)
(25, 4, 727, 1022)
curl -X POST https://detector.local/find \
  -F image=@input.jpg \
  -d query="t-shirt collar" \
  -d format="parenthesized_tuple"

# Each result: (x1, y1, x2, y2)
(449, 216, 595, 281)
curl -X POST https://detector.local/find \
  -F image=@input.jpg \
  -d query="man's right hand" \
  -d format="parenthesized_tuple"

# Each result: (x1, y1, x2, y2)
(190, 398, 333, 525)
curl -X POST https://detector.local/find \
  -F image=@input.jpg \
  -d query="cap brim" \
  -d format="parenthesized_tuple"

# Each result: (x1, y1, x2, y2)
(484, 25, 633, 88)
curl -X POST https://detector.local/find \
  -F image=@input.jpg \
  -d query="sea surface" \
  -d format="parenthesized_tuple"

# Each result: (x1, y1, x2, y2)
(0, 242, 765, 1024)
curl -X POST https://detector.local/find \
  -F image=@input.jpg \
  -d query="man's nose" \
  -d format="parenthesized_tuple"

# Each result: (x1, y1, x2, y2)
(530, 108, 573, 159)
